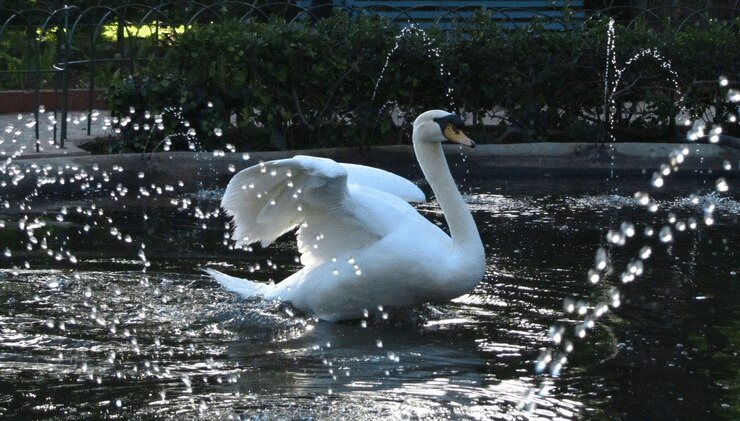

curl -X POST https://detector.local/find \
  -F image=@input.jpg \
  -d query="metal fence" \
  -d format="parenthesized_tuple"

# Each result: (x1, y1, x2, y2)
(0, 1, 738, 146)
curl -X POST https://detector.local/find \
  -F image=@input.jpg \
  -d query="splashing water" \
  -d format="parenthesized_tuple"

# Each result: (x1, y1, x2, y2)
(519, 74, 740, 413)
(602, 18, 688, 143)
(372, 25, 455, 115)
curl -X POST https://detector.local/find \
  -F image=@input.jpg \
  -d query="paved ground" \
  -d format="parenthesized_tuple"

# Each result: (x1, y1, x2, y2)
(0, 111, 111, 159)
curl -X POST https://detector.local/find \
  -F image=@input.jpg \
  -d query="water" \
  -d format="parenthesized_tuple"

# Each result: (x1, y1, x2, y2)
(1, 163, 739, 419)
(372, 25, 455, 119)
(602, 18, 689, 143)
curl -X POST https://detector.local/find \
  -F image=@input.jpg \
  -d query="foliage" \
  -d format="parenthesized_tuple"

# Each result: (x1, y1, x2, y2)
(108, 13, 400, 152)
(103, 11, 740, 152)
(0, 28, 57, 89)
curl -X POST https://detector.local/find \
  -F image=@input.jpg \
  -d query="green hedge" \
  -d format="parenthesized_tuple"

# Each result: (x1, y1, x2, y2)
(106, 12, 740, 153)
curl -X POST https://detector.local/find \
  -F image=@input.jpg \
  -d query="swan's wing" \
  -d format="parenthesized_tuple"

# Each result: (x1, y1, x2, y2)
(341, 163, 425, 203)
(222, 155, 430, 270)
(221, 155, 350, 248)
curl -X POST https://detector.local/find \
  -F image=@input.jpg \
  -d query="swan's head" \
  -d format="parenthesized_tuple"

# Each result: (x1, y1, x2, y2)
(413, 110, 475, 148)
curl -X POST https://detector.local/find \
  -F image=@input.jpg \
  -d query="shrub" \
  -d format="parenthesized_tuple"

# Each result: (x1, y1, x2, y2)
(106, 12, 740, 152)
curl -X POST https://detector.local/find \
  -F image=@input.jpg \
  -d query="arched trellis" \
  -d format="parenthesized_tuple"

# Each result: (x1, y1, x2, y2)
(1, 2, 739, 147)
(0, 2, 300, 146)
(588, 5, 740, 34)
(0, 7, 81, 145)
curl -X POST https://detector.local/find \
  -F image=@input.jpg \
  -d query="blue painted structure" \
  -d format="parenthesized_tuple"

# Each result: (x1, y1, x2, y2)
(298, 1, 585, 28)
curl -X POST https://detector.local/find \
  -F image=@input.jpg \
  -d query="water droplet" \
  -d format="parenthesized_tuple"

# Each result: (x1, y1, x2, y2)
(659, 226, 673, 243)
(675, 220, 687, 231)
(687, 217, 698, 230)
(575, 324, 587, 338)
(727, 89, 740, 103)
(716, 177, 729, 192)
(576, 300, 588, 315)
(639, 246, 652, 259)
(563, 297, 575, 313)
(548, 325, 565, 344)
(620, 221, 635, 237)
(634, 191, 650, 206)
(535, 350, 552, 373)
(651, 172, 664, 188)
(587, 269, 600, 284)
(667, 212, 677, 224)
(594, 247, 609, 271)
(660, 163, 671, 176)
(628, 258, 644, 276)
(550, 354, 567, 377)
(606, 229, 625, 245)
(686, 119, 706, 141)
(594, 303, 610, 318)
(609, 287, 621, 308)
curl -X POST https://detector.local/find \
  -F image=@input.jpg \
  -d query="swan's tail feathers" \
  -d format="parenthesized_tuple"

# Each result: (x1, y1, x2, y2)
(204, 268, 272, 298)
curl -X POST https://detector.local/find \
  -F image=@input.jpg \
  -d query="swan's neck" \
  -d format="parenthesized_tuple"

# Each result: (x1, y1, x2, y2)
(413, 140, 482, 251)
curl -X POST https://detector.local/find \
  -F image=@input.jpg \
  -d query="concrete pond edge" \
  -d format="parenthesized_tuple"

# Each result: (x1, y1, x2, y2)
(4, 142, 739, 199)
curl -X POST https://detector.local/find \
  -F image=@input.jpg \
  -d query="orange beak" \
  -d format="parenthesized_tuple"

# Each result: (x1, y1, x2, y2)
(443, 123, 475, 148)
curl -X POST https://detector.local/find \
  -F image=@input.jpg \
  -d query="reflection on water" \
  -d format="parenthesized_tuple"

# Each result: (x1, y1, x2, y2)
(1, 176, 739, 419)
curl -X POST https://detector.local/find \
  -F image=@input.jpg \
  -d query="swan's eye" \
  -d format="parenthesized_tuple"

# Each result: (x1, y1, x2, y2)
(434, 114, 464, 133)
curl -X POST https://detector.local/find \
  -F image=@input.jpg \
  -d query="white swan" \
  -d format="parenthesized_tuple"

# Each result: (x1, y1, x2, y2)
(206, 110, 485, 321)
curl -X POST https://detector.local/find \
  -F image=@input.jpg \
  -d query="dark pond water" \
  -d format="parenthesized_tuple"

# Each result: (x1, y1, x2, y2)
(0, 162, 739, 420)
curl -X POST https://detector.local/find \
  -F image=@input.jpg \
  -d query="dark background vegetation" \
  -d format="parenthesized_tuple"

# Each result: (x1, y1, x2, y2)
(1, 1, 739, 152)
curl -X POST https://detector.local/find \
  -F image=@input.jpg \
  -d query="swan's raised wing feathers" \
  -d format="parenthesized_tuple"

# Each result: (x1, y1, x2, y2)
(342, 163, 425, 202)
(222, 155, 424, 251)
(222, 156, 348, 248)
